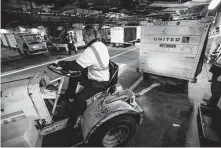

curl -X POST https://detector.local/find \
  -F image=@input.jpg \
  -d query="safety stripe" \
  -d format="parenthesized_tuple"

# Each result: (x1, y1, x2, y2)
(90, 45, 108, 69)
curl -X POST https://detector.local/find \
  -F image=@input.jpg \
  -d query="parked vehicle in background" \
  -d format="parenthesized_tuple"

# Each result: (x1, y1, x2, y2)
(110, 26, 137, 47)
(72, 29, 85, 47)
(50, 26, 85, 52)
(51, 26, 69, 51)
(1, 32, 48, 59)
(101, 27, 111, 43)
(1, 32, 22, 61)
(15, 33, 48, 55)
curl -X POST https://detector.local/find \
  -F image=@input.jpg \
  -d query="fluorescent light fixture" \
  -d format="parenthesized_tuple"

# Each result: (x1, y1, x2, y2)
(31, 28, 38, 33)
(19, 26, 26, 31)
(0, 29, 9, 33)
(208, 0, 221, 10)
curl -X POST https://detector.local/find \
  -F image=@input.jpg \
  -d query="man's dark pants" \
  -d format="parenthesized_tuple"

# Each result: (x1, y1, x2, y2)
(210, 74, 221, 107)
(65, 74, 106, 123)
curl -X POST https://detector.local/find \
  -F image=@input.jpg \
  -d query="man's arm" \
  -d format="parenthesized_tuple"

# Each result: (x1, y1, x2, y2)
(59, 46, 97, 71)
(58, 60, 84, 71)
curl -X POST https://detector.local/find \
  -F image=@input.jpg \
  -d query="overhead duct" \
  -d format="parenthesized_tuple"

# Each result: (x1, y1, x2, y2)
(149, 0, 191, 8)
(80, 0, 140, 9)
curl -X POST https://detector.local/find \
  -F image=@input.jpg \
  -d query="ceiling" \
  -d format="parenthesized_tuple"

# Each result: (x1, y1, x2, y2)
(1, 0, 214, 27)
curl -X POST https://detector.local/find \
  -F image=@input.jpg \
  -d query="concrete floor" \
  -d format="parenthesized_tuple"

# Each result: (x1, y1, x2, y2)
(1, 44, 214, 147)
(128, 63, 212, 147)
(185, 63, 212, 146)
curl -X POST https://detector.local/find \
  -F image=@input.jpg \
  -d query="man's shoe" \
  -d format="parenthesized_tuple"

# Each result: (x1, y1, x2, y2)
(202, 98, 210, 102)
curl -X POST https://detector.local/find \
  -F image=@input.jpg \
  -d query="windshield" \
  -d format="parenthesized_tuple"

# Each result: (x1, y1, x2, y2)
(23, 34, 41, 44)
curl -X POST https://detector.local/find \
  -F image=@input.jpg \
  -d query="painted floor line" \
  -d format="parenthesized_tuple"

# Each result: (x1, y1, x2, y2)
(110, 48, 138, 59)
(129, 76, 143, 91)
(1, 55, 79, 77)
(1, 47, 138, 77)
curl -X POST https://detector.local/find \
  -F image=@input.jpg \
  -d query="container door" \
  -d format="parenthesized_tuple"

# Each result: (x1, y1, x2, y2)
(110, 27, 124, 43)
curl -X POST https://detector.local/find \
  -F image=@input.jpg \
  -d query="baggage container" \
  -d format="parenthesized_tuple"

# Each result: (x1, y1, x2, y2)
(110, 26, 137, 47)
(101, 28, 111, 43)
(75, 29, 86, 47)
(52, 27, 85, 51)
(138, 19, 210, 83)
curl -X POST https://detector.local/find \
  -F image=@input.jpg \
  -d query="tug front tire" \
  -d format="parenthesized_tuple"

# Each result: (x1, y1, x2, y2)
(88, 115, 136, 147)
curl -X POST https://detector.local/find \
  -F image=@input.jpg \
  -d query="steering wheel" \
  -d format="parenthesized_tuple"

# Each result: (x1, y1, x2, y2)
(47, 63, 81, 77)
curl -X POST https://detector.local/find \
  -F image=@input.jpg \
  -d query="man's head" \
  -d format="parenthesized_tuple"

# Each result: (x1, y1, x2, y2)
(82, 25, 97, 45)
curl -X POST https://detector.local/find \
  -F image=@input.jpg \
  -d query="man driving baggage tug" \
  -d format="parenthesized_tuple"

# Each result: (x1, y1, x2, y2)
(57, 25, 110, 125)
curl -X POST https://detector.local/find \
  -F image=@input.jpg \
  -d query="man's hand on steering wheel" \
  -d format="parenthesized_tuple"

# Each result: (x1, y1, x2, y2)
(58, 61, 67, 68)
(48, 60, 83, 77)
(57, 60, 71, 71)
